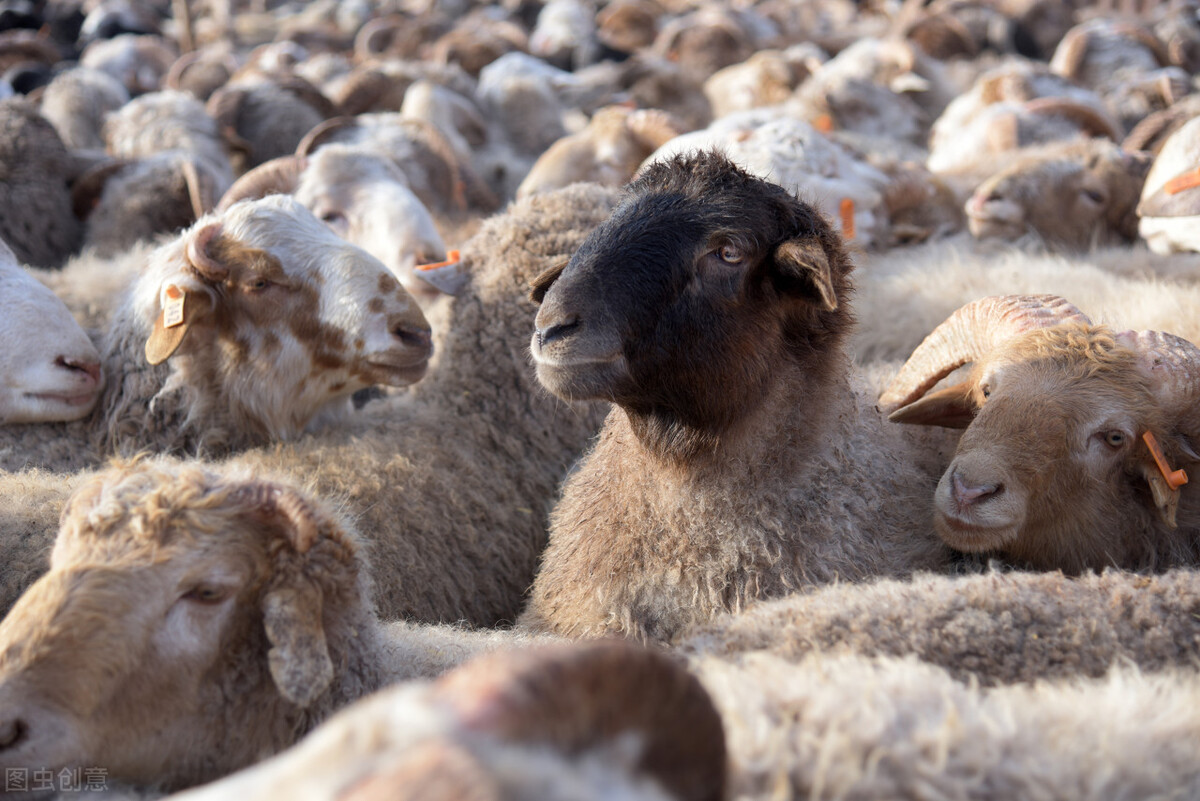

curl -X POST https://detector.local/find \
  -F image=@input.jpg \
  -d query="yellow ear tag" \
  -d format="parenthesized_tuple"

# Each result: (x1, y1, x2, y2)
(163, 284, 185, 328)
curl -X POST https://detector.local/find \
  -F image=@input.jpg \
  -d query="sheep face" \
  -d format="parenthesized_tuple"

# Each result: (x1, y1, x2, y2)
(892, 326, 1174, 572)
(965, 141, 1151, 250)
(0, 244, 103, 423)
(133, 196, 432, 438)
(530, 152, 851, 453)
(0, 460, 368, 790)
(294, 147, 450, 302)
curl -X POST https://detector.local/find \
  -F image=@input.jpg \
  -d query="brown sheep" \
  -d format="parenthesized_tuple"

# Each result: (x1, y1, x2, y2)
(520, 151, 954, 643)
(881, 295, 1200, 573)
(0, 458, 558, 794)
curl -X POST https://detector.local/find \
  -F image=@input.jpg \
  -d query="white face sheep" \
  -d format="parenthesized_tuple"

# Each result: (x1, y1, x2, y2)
(0, 238, 103, 424)
(880, 294, 1200, 573)
(521, 151, 950, 642)
(964, 138, 1151, 250)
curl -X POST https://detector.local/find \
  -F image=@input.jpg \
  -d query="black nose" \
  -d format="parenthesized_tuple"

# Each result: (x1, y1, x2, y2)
(536, 316, 580, 348)
(0, 717, 27, 751)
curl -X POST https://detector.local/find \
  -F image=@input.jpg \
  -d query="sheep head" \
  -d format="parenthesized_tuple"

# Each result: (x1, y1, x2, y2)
(0, 239, 103, 424)
(881, 295, 1200, 572)
(965, 139, 1151, 250)
(129, 195, 432, 440)
(0, 458, 375, 790)
(530, 150, 853, 460)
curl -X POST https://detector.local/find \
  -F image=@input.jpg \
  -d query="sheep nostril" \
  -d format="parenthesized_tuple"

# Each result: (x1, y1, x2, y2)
(952, 471, 1000, 506)
(0, 718, 27, 751)
(391, 324, 432, 352)
(537, 317, 580, 347)
(56, 357, 102, 385)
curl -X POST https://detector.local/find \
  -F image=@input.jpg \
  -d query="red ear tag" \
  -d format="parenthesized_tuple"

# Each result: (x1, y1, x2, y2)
(163, 285, 186, 329)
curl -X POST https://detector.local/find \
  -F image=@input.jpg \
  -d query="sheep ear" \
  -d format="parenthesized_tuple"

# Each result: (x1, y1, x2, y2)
(144, 283, 205, 365)
(772, 239, 837, 311)
(529, 260, 568, 304)
(262, 581, 335, 707)
(887, 380, 977, 428)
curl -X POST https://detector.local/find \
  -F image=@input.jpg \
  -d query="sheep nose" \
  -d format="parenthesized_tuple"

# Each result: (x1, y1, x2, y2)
(0, 717, 27, 751)
(390, 320, 432, 352)
(536, 315, 580, 348)
(952, 470, 1001, 507)
(57, 357, 102, 386)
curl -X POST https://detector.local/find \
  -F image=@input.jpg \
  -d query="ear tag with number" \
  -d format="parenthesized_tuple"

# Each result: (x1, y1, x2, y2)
(163, 284, 185, 328)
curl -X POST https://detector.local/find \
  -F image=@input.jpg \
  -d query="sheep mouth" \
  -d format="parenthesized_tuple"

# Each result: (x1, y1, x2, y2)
(966, 213, 1026, 240)
(361, 357, 430, 386)
(534, 354, 628, 401)
(934, 510, 1019, 552)
(25, 391, 99, 407)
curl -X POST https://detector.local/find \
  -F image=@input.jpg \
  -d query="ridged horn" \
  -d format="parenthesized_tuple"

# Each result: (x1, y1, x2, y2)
(295, 116, 360, 157)
(1119, 329, 1200, 424)
(354, 15, 404, 62)
(1122, 105, 1193, 154)
(431, 640, 726, 801)
(1023, 97, 1122, 141)
(216, 155, 307, 212)
(181, 158, 213, 219)
(880, 295, 1092, 413)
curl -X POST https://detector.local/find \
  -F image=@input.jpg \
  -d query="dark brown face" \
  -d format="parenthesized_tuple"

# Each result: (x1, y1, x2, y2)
(529, 152, 853, 442)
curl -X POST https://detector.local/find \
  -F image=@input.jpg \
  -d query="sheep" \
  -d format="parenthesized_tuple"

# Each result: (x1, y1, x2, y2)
(217, 146, 454, 304)
(0, 183, 615, 624)
(0, 236, 103, 425)
(963, 137, 1152, 251)
(879, 294, 1200, 573)
(37, 66, 130, 150)
(0, 193, 433, 473)
(78, 32, 177, 96)
(1137, 114, 1200, 254)
(0, 457, 562, 794)
(206, 71, 336, 172)
(644, 112, 893, 248)
(519, 151, 954, 643)
(650, 6, 760, 80)
(515, 104, 681, 200)
(0, 97, 85, 268)
(678, 567, 1200, 686)
(702, 46, 823, 119)
(167, 640, 725, 801)
(689, 649, 1200, 800)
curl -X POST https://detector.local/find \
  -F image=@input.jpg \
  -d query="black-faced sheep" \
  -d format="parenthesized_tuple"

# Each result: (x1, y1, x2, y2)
(167, 640, 725, 801)
(0, 194, 432, 472)
(520, 151, 953, 643)
(0, 458, 559, 794)
(0, 237, 102, 424)
(881, 295, 1200, 573)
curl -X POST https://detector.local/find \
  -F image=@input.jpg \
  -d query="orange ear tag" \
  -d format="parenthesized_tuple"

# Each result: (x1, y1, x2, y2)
(814, 114, 835, 133)
(1164, 168, 1200, 195)
(1143, 431, 1188, 490)
(415, 250, 461, 271)
(163, 284, 186, 328)
(840, 198, 856, 240)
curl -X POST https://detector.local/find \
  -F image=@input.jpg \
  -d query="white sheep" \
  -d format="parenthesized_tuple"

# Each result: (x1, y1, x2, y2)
(1137, 114, 1200, 254)
(37, 66, 130, 151)
(0, 237, 103, 425)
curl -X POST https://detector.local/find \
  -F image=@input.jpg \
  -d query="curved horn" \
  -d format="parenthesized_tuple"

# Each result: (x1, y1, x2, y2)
(0, 30, 61, 66)
(1122, 105, 1192, 154)
(1052, 26, 1091, 80)
(431, 640, 726, 801)
(215, 155, 307, 212)
(70, 159, 132, 220)
(181, 158, 213, 220)
(295, 116, 360, 157)
(1023, 97, 1122, 141)
(205, 85, 253, 155)
(354, 15, 403, 62)
(186, 222, 229, 282)
(274, 74, 337, 120)
(880, 295, 1092, 413)
(333, 67, 396, 116)
(1119, 330, 1200, 424)
(1111, 21, 1171, 68)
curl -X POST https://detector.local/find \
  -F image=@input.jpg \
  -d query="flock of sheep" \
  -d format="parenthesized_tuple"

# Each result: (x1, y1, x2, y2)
(4, 0, 1200, 797)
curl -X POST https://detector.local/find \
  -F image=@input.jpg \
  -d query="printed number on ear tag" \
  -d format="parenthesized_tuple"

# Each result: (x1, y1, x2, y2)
(163, 285, 185, 329)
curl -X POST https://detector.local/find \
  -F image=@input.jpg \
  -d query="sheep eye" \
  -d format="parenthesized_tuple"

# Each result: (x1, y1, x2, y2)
(247, 278, 269, 292)
(980, 385, 991, 399)
(320, 211, 347, 226)
(1103, 430, 1126, 448)
(718, 245, 744, 264)
(183, 586, 228, 604)
(1082, 189, 1105, 205)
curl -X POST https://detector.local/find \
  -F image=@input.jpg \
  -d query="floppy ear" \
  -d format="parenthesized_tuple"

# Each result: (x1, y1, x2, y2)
(887, 380, 978, 428)
(241, 482, 338, 708)
(772, 239, 838, 311)
(529, 260, 568, 304)
(144, 223, 229, 365)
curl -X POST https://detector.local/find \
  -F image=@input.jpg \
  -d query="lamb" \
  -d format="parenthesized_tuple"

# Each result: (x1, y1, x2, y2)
(0, 193, 433, 473)
(879, 294, 1200, 573)
(1137, 114, 1200, 254)
(37, 66, 130, 150)
(0, 98, 85, 268)
(0, 183, 615, 624)
(0, 236, 103, 425)
(0, 457, 561, 794)
(168, 640, 725, 801)
(217, 146, 455, 303)
(963, 137, 1152, 251)
(520, 151, 954, 643)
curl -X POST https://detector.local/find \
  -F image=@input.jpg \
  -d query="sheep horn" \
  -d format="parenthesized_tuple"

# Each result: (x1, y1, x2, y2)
(1118, 330, 1200, 427)
(1122, 105, 1191, 154)
(215, 155, 307, 212)
(181, 158, 213, 220)
(880, 295, 1092, 414)
(333, 67, 396, 116)
(430, 640, 727, 801)
(1022, 98, 1122, 142)
(0, 30, 61, 66)
(1052, 26, 1091, 81)
(205, 85, 254, 155)
(186, 222, 229, 282)
(274, 74, 337, 120)
(70, 159, 133, 220)
(165, 49, 239, 93)
(296, 116, 360, 157)
(354, 15, 403, 62)
(1111, 21, 1171, 68)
